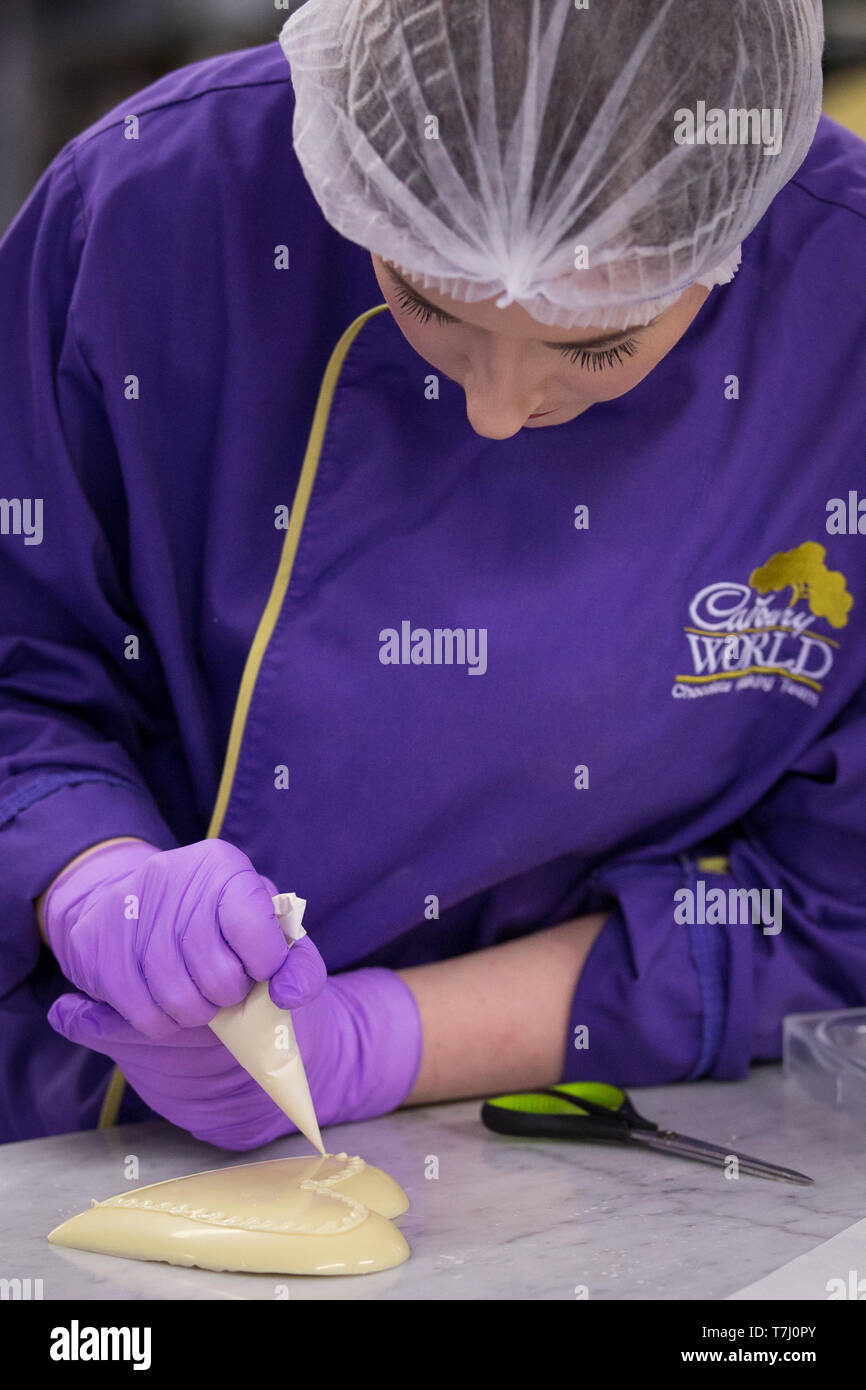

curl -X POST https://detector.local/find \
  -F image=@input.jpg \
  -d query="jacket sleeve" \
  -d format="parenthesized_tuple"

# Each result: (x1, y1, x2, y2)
(563, 681, 866, 1083)
(0, 145, 178, 998)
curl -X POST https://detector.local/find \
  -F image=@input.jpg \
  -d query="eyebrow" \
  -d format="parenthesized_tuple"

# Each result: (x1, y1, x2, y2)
(382, 261, 657, 349)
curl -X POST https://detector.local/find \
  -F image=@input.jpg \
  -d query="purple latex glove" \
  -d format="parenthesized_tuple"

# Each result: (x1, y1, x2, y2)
(48, 968, 424, 1150)
(43, 838, 326, 1039)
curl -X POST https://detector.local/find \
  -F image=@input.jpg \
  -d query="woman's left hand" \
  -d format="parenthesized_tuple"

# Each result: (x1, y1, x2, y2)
(48, 964, 423, 1150)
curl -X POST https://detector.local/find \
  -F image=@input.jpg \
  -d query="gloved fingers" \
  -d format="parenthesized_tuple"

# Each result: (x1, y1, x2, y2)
(179, 906, 253, 1009)
(47, 993, 181, 1050)
(189, 1119, 294, 1152)
(117, 1050, 295, 1149)
(140, 946, 224, 1030)
(216, 869, 289, 980)
(129, 934, 219, 1034)
(186, 1089, 296, 1151)
(118, 1077, 289, 1147)
(49, 992, 291, 1082)
(63, 941, 187, 1039)
(67, 874, 215, 1036)
(268, 935, 328, 1009)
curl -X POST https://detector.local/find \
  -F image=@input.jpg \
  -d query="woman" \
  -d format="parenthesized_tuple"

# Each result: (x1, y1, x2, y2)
(1, 0, 863, 1147)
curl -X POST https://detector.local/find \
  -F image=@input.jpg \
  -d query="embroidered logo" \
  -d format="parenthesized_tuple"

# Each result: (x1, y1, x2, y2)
(672, 542, 852, 709)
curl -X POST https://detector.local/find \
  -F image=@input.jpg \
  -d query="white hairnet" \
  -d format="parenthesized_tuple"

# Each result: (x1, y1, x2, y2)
(279, 0, 824, 330)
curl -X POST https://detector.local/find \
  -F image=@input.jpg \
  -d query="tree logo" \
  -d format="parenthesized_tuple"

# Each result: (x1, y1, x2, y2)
(673, 541, 853, 708)
(749, 542, 852, 629)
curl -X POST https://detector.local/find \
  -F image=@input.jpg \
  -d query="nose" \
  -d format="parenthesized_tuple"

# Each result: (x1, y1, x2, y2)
(462, 341, 545, 440)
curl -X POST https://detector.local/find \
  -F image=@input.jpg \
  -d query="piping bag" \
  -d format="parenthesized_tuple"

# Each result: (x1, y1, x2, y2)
(208, 892, 325, 1155)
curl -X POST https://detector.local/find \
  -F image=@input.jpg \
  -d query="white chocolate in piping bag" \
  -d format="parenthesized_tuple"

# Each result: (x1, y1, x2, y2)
(208, 892, 325, 1155)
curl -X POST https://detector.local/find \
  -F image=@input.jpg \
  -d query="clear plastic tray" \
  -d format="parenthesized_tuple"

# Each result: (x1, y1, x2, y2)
(783, 1007, 866, 1108)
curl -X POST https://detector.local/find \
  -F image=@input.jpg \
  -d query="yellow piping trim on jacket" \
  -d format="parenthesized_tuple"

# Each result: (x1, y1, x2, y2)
(96, 1063, 128, 1131)
(207, 303, 388, 839)
(97, 302, 389, 1130)
(695, 856, 730, 875)
(674, 666, 823, 693)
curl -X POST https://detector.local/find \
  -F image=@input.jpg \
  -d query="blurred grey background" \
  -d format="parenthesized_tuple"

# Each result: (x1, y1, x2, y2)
(2, 0, 866, 235)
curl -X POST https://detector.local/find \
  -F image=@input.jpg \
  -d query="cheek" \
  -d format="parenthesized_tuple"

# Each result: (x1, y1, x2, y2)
(555, 344, 669, 402)
(389, 315, 459, 368)
(553, 360, 645, 402)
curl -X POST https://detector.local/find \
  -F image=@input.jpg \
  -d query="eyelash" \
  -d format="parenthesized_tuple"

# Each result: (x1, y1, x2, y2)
(560, 337, 639, 371)
(391, 285, 639, 370)
(392, 285, 455, 328)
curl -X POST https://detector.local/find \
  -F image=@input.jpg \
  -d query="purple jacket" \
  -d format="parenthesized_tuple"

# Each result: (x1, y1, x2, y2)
(2, 42, 865, 1142)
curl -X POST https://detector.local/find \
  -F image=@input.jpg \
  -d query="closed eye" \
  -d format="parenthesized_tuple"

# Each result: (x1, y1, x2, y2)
(558, 337, 640, 370)
(389, 283, 642, 371)
(392, 284, 456, 328)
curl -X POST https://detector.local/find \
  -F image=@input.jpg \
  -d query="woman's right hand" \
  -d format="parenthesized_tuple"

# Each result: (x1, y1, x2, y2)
(42, 838, 326, 1039)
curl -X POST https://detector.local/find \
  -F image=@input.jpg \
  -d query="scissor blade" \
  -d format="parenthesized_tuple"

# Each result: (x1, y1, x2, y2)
(629, 1129, 814, 1185)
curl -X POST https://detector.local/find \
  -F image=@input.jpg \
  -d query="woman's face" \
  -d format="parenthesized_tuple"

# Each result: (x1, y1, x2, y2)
(371, 252, 711, 441)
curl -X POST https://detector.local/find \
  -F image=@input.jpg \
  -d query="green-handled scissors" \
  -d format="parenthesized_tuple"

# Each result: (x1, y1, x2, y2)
(481, 1082, 814, 1185)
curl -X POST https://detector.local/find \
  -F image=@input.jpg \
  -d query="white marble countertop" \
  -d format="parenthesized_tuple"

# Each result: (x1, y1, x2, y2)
(3, 1064, 863, 1300)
